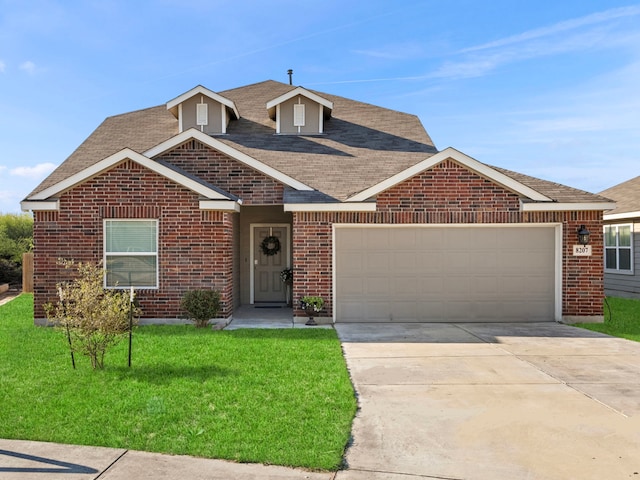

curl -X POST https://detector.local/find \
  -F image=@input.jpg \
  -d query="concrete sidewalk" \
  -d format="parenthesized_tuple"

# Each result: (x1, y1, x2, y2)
(335, 322, 640, 480)
(0, 439, 333, 480)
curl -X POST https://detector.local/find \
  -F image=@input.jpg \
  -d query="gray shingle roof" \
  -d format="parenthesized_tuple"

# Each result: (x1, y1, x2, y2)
(490, 165, 612, 204)
(599, 176, 640, 216)
(27, 79, 607, 205)
(31, 105, 177, 195)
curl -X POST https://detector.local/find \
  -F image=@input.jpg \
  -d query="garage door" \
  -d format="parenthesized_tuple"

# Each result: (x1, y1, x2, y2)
(335, 225, 557, 322)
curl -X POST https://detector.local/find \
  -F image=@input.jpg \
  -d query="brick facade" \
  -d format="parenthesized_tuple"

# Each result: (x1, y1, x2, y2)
(33, 155, 604, 322)
(33, 159, 236, 320)
(155, 140, 284, 205)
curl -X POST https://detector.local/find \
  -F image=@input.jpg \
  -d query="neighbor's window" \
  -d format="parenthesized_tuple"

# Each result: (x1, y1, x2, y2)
(104, 219, 158, 288)
(604, 224, 633, 273)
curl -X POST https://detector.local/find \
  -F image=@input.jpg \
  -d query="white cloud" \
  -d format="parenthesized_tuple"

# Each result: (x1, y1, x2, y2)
(0, 61, 5, 73)
(429, 6, 640, 81)
(460, 5, 640, 53)
(19, 61, 37, 74)
(352, 42, 426, 60)
(10, 163, 57, 179)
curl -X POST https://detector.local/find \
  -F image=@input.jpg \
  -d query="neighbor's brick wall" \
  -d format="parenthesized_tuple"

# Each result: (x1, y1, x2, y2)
(292, 160, 604, 318)
(33, 160, 235, 320)
(155, 140, 284, 204)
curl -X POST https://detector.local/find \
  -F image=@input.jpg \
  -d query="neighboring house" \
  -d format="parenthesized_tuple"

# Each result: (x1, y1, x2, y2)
(599, 177, 640, 299)
(22, 80, 614, 324)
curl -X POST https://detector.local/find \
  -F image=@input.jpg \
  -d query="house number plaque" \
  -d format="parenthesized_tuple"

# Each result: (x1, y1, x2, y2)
(572, 245, 592, 256)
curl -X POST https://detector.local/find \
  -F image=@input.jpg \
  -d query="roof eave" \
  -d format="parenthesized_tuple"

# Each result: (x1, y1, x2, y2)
(604, 210, 640, 221)
(521, 201, 617, 212)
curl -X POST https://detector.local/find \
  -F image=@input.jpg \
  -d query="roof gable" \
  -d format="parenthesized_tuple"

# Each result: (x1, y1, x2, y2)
(266, 86, 333, 117)
(347, 147, 552, 203)
(27, 148, 235, 202)
(144, 128, 313, 192)
(167, 85, 239, 120)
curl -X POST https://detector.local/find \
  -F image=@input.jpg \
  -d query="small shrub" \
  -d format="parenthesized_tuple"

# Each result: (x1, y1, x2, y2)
(181, 289, 221, 328)
(44, 259, 139, 369)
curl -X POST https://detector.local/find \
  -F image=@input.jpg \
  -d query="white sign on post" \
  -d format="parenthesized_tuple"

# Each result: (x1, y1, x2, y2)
(573, 245, 592, 256)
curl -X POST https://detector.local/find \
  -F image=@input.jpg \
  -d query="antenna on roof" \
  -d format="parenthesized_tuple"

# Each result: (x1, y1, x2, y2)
(287, 69, 293, 85)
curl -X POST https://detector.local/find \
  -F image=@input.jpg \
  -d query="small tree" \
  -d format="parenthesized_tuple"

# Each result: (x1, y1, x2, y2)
(44, 260, 138, 369)
(181, 289, 221, 328)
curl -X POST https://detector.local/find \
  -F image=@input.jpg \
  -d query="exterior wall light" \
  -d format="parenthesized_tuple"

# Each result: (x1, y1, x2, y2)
(577, 225, 591, 246)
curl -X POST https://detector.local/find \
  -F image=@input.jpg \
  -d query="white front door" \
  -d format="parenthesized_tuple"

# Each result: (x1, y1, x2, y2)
(252, 225, 289, 303)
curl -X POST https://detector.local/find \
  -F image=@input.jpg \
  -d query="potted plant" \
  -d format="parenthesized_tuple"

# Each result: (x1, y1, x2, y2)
(300, 295, 324, 326)
(280, 268, 293, 306)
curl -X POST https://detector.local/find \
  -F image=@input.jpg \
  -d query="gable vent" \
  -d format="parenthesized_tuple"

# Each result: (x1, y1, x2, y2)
(196, 102, 208, 126)
(293, 103, 305, 127)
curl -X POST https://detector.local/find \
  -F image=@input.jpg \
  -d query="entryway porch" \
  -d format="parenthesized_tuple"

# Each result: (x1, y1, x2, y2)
(226, 304, 332, 329)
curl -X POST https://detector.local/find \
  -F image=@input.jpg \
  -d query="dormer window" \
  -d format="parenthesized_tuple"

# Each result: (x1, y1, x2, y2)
(267, 87, 333, 135)
(167, 85, 239, 135)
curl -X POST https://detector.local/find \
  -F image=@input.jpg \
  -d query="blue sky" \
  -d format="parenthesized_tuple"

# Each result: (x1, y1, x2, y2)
(1, 0, 639, 213)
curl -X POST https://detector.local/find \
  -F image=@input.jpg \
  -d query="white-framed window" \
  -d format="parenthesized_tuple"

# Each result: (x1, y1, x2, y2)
(104, 219, 158, 288)
(604, 224, 633, 273)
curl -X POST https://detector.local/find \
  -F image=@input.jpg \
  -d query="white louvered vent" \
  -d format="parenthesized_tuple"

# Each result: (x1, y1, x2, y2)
(196, 103, 208, 126)
(293, 103, 305, 127)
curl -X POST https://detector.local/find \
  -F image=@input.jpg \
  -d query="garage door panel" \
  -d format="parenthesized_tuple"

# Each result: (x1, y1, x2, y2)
(473, 276, 499, 294)
(420, 276, 444, 294)
(443, 276, 470, 294)
(394, 276, 419, 295)
(340, 277, 364, 295)
(393, 251, 417, 269)
(335, 226, 557, 323)
(364, 229, 391, 248)
(445, 251, 472, 272)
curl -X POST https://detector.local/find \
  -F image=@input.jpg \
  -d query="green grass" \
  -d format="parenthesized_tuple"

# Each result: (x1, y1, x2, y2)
(0, 294, 357, 471)
(576, 296, 640, 342)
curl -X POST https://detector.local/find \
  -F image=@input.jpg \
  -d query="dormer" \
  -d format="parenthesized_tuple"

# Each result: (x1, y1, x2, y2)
(167, 85, 239, 135)
(266, 87, 333, 134)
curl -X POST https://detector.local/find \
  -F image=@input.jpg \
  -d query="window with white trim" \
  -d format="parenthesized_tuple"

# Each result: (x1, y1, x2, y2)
(604, 224, 633, 273)
(105, 219, 158, 288)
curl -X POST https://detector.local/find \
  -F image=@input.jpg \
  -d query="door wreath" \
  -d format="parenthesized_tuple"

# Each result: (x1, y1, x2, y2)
(260, 235, 281, 256)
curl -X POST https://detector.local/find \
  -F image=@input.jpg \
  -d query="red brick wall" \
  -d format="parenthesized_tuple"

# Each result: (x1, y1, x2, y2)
(155, 140, 284, 205)
(33, 160, 235, 320)
(292, 160, 604, 319)
(377, 160, 521, 213)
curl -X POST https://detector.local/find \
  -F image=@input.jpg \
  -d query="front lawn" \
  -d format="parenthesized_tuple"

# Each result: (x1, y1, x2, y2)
(0, 294, 357, 471)
(576, 296, 640, 342)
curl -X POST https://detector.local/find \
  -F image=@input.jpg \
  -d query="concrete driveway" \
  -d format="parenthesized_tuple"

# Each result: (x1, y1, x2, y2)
(334, 322, 640, 480)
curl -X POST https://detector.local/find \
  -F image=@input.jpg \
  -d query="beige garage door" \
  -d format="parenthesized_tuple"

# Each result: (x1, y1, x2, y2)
(335, 226, 557, 322)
